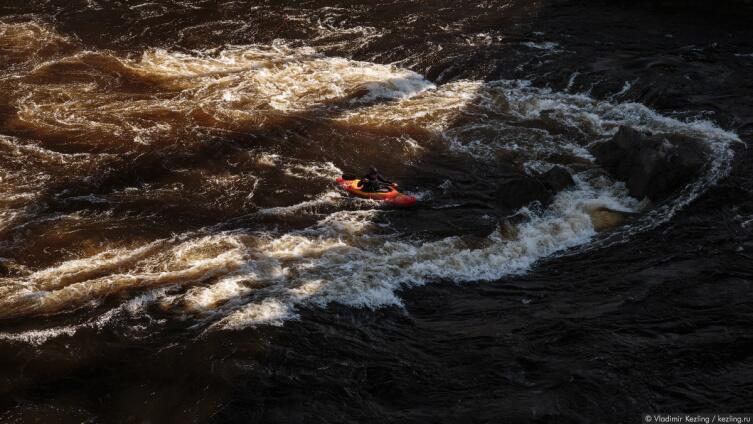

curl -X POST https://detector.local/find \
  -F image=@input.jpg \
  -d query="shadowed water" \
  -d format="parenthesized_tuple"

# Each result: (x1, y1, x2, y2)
(1, 1, 753, 422)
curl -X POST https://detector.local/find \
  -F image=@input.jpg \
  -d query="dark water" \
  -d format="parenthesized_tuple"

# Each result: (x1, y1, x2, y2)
(1, 1, 753, 422)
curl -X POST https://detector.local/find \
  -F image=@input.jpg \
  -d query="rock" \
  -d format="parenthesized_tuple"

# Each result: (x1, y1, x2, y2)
(539, 165, 575, 192)
(494, 177, 553, 211)
(586, 206, 640, 232)
(589, 125, 709, 201)
(491, 167, 575, 213)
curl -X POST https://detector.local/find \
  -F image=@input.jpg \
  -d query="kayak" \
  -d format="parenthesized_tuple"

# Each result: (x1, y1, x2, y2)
(336, 177, 417, 206)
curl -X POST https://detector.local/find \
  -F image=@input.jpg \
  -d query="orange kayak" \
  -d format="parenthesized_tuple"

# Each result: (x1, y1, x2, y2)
(336, 177, 417, 206)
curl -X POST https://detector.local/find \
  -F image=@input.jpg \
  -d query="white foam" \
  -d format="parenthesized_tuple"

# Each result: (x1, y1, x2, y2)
(0, 324, 82, 345)
(0, 21, 73, 61)
(338, 80, 482, 132)
(208, 80, 737, 330)
(521, 41, 560, 51)
(11, 43, 435, 145)
(182, 274, 256, 311)
(210, 175, 639, 330)
(566, 72, 580, 91)
(282, 161, 342, 180)
(0, 306, 117, 346)
(214, 297, 295, 329)
(0, 26, 740, 337)
(0, 234, 248, 319)
(256, 190, 344, 216)
(608, 78, 637, 100)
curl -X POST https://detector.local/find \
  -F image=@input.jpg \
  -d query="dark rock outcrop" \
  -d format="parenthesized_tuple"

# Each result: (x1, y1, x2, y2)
(540, 165, 575, 193)
(590, 126, 710, 201)
(494, 177, 553, 211)
(494, 167, 575, 210)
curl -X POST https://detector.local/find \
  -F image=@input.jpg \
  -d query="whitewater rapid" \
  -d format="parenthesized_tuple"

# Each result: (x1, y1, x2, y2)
(0, 21, 739, 344)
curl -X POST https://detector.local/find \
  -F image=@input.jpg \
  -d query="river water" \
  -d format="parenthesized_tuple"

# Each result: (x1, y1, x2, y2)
(1, 1, 753, 422)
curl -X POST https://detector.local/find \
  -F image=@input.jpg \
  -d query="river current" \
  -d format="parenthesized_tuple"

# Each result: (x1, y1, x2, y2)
(1, 1, 752, 422)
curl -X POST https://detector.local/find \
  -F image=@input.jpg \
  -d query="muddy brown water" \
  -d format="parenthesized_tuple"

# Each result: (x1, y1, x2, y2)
(1, 1, 753, 422)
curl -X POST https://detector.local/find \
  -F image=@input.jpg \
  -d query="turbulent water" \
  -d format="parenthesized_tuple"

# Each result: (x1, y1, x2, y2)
(1, 1, 753, 422)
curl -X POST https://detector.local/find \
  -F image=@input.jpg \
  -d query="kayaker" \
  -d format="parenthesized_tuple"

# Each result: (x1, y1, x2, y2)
(357, 167, 395, 193)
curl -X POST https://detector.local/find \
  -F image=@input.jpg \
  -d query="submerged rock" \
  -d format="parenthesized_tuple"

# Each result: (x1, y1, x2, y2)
(539, 165, 575, 192)
(586, 206, 639, 232)
(493, 166, 575, 211)
(494, 177, 553, 211)
(590, 126, 710, 201)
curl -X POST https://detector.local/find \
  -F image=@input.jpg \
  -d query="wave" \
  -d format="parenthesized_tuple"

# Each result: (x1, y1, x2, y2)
(0, 21, 739, 343)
